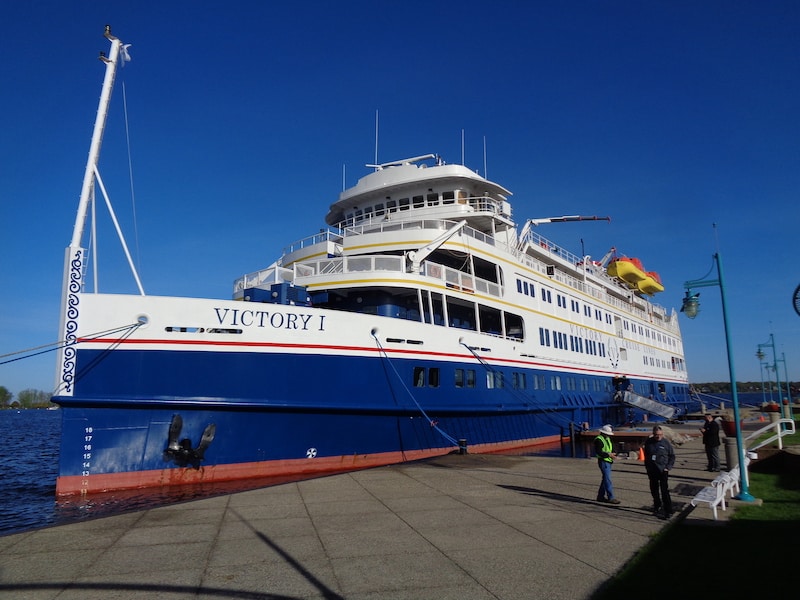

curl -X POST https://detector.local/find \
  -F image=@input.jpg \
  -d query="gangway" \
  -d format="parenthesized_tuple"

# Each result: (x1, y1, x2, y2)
(621, 390, 676, 419)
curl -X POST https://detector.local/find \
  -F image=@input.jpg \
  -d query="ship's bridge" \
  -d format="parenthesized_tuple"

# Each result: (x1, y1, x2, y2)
(325, 155, 514, 233)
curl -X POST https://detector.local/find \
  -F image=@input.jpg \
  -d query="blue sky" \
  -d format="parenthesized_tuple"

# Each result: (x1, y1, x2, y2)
(1, 1, 798, 397)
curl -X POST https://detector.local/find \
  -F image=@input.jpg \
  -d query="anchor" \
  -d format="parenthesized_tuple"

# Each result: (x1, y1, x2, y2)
(163, 414, 216, 468)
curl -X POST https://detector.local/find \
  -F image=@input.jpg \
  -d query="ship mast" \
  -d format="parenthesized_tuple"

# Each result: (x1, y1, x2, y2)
(71, 25, 126, 248)
(56, 26, 131, 396)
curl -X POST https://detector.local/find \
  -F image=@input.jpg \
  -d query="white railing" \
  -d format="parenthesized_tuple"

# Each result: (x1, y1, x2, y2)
(745, 418, 796, 452)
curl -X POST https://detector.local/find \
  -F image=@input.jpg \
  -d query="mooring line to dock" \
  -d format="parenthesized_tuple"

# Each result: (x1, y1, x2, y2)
(371, 330, 461, 447)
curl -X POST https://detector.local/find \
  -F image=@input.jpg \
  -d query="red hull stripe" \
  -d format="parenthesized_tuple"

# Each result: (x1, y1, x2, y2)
(55, 436, 561, 497)
(76, 337, 685, 382)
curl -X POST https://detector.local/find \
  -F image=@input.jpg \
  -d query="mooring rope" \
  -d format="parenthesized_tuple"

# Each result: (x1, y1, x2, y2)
(371, 331, 460, 447)
(0, 322, 144, 366)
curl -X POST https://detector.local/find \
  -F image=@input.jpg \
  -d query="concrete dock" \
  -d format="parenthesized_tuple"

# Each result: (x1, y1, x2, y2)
(0, 428, 736, 599)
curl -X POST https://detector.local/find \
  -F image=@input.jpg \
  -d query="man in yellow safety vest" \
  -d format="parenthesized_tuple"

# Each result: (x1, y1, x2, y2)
(595, 424, 621, 504)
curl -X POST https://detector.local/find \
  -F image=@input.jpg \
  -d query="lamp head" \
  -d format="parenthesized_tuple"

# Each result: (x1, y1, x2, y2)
(756, 349, 765, 361)
(681, 291, 700, 319)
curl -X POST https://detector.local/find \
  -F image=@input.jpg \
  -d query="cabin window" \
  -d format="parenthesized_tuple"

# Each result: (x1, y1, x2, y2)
(455, 368, 476, 388)
(473, 256, 499, 284)
(386, 200, 397, 213)
(447, 297, 475, 330)
(399, 198, 410, 211)
(374, 203, 385, 216)
(413, 367, 440, 388)
(504, 312, 524, 340)
(479, 305, 502, 335)
(539, 327, 551, 347)
(512, 372, 527, 389)
(550, 375, 562, 390)
(413, 195, 424, 208)
(487, 371, 503, 389)
(427, 192, 439, 206)
(442, 191, 455, 204)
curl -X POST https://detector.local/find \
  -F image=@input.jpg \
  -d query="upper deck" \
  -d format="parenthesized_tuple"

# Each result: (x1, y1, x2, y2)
(325, 155, 514, 233)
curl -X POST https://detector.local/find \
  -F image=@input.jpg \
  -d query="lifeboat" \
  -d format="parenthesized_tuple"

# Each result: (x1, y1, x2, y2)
(638, 271, 664, 295)
(607, 257, 646, 286)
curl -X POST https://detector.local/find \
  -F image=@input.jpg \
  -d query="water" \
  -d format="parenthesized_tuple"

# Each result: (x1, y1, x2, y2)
(0, 409, 60, 534)
(0, 410, 316, 537)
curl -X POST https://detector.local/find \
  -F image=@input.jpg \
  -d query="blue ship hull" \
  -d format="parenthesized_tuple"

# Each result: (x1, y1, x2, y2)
(54, 347, 695, 495)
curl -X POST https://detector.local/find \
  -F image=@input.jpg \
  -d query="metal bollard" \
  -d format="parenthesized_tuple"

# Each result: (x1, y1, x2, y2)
(458, 438, 468, 455)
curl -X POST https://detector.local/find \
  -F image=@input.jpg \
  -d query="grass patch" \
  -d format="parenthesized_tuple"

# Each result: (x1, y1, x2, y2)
(591, 460, 800, 599)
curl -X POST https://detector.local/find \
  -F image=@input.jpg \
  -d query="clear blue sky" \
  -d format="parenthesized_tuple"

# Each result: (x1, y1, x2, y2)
(1, 1, 798, 398)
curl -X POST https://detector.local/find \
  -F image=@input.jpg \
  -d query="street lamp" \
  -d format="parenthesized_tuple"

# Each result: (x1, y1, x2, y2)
(682, 249, 755, 502)
(776, 352, 793, 415)
(757, 335, 786, 419)
(756, 351, 767, 405)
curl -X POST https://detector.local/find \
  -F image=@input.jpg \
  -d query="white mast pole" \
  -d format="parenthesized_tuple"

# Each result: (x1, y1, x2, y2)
(70, 27, 123, 248)
(57, 27, 127, 396)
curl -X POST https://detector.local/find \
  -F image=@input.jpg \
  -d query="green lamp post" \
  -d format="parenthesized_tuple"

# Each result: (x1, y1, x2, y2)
(682, 250, 755, 502)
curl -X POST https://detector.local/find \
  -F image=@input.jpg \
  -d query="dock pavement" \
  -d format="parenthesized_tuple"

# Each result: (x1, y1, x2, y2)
(0, 424, 744, 600)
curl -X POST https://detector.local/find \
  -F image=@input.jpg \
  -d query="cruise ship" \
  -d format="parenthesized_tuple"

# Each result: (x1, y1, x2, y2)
(53, 28, 694, 496)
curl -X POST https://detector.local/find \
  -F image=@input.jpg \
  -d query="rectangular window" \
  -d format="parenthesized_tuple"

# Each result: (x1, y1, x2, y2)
(455, 368, 476, 389)
(413, 367, 440, 388)
(413, 367, 425, 387)
(487, 371, 504, 389)
(513, 372, 527, 389)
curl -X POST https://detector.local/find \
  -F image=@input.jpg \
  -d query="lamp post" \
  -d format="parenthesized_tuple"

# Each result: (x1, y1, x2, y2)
(777, 352, 793, 416)
(756, 352, 767, 405)
(682, 250, 755, 502)
(757, 335, 786, 419)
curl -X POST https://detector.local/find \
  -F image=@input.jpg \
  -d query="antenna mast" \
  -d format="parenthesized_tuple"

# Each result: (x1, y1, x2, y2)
(374, 110, 379, 168)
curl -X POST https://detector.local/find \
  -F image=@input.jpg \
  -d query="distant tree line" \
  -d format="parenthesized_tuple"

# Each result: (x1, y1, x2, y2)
(0, 386, 54, 409)
(693, 381, 798, 396)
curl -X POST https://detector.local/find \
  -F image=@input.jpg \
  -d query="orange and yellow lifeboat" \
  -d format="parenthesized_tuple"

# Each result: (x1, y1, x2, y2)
(607, 257, 664, 295)
(606, 257, 646, 285)
(637, 271, 664, 295)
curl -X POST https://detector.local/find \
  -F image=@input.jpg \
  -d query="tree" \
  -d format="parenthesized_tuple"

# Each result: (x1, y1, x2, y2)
(16, 389, 52, 409)
(0, 386, 12, 408)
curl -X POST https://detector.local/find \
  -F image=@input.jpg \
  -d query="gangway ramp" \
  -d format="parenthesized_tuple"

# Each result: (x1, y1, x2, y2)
(622, 390, 676, 419)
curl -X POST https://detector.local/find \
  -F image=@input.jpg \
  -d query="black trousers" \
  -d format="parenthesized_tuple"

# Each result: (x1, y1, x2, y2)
(705, 444, 720, 470)
(647, 468, 672, 514)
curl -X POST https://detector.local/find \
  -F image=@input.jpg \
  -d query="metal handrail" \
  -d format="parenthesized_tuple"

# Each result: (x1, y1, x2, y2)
(745, 418, 796, 452)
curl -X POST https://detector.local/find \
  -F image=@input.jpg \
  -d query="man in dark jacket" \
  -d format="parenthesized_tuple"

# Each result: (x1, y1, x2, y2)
(644, 425, 675, 518)
(700, 413, 721, 471)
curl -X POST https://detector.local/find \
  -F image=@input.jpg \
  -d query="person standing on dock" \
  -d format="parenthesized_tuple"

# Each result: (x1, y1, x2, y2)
(700, 414, 721, 471)
(644, 425, 675, 519)
(594, 425, 620, 504)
